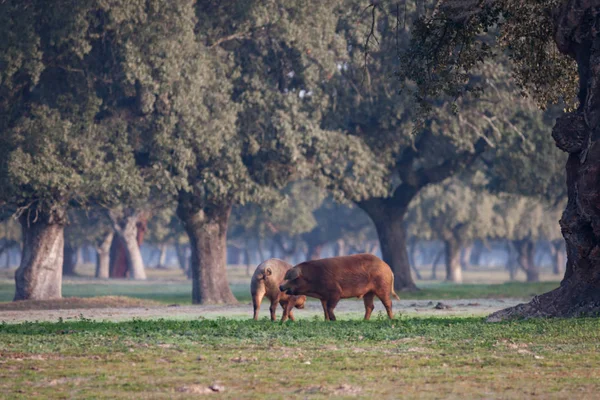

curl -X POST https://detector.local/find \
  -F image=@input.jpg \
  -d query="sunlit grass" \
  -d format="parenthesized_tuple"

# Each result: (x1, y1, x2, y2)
(0, 317, 598, 399)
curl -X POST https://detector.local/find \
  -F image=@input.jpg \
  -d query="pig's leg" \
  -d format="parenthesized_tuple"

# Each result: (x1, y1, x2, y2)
(252, 286, 266, 320)
(279, 298, 294, 322)
(363, 292, 375, 320)
(281, 300, 295, 322)
(377, 292, 394, 319)
(320, 299, 330, 321)
(269, 296, 279, 321)
(326, 297, 340, 321)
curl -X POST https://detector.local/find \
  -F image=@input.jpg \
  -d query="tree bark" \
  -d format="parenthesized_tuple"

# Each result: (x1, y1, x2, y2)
(109, 211, 147, 280)
(95, 231, 113, 279)
(14, 214, 64, 301)
(513, 239, 539, 282)
(177, 198, 237, 304)
(489, 1, 600, 321)
(444, 237, 463, 283)
(62, 242, 77, 276)
(358, 198, 417, 291)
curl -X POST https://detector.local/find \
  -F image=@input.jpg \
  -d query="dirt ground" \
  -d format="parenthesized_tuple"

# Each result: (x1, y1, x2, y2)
(0, 297, 523, 323)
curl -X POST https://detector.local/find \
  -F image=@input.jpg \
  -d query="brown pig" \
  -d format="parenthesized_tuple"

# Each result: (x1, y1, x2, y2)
(251, 258, 306, 322)
(279, 253, 400, 321)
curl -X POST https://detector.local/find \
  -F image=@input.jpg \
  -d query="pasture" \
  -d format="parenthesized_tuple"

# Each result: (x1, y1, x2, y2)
(2, 265, 597, 399)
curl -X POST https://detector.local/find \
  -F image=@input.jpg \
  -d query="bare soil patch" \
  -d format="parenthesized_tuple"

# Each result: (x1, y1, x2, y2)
(0, 296, 161, 311)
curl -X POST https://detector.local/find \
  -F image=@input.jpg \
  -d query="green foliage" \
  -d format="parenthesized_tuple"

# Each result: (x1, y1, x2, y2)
(398, 0, 578, 114)
(407, 175, 501, 243)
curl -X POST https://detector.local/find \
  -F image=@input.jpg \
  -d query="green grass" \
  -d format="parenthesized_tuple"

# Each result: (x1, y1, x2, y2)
(1, 317, 599, 399)
(0, 280, 560, 305)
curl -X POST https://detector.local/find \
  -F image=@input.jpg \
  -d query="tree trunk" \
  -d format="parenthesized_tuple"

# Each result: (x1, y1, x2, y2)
(257, 239, 265, 263)
(505, 241, 518, 281)
(408, 238, 423, 280)
(513, 239, 539, 283)
(14, 215, 64, 301)
(444, 238, 463, 283)
(307, 242, 323, 260)
(177, 198, 237, 304)
(109, 211, 147, 280)
(157, 243, 168, 268)
(109, 236, 128, 278)
(488, 1, 600, 321)
(430, 249, 443, 280)
(460, 243, 473, 271)
(95, 231, 113, 279)
(358, 198, 417, 291)
(62, 242, 77, 276)
(471, 240, 483, 267)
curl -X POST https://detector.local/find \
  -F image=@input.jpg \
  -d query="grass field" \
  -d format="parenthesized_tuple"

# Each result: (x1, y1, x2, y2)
(2, 266, 590, 399)
(1, 317, 599, 399)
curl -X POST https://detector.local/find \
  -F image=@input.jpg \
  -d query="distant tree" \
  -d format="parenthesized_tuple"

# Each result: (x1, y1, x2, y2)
(406, 175, 500, 283)
(0, 218, 21, 269)
(147, 1, 386, 303)
(314, 3, 546, 290)
(0, 1, 146, 300)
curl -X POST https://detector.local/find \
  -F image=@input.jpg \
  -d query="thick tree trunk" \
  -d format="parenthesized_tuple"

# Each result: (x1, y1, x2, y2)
(121, 227, 146, 280)
(14, 215, 64, 301)
(359, 198, 417, 291)
(109, 237, 128, 278)
(109, 211, 147, 280)
(513, 240, 539, 283)
(505, 241, 518, 281)
(444, 238, 463, 283)
(177, 198, 237, 304)
(95, 231, 113, 279)
(488, 1, 600, 321)
(62, 243, 77, 276)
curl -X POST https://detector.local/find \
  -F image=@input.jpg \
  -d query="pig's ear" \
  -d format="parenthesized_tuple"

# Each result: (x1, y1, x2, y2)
(265, 267, 272, 277)
(286, 268, 301, 280)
